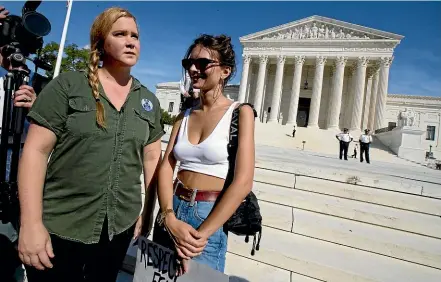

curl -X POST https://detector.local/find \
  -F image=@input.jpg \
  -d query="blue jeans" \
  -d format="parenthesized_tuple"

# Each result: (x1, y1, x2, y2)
(153, 195, 228, 273)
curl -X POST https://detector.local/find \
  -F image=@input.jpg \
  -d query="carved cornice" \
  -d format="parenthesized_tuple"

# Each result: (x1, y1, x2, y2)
(388, 94, 441, 102)
(243, 45, 396, 52)
(380, 56, 394, 68)
(316, 55, 327, 66)
(257, 21, 384, 41)
(240, 16, 404, 42)
(294, 55, 305, 66)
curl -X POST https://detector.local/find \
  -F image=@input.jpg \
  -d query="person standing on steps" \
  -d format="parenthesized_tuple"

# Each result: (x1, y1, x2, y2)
(292, 125, 296, 138)
(335, 128, 353, 160)
(153, 34, 256, 275)
(351, 143, 358, 159)
(359, 129, 373, 164)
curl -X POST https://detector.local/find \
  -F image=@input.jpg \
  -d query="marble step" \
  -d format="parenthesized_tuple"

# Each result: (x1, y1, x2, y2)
(259, 200, 441, 269)
(254, 163, 441, 199)
(253, 167, 441, 216)
(227, 227, 441, 282)
(225, 253, 293, 282)
(253, 181, 441, 239)
(294, 175, 441, 216)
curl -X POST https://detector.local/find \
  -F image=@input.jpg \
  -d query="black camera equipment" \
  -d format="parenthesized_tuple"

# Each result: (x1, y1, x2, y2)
(0, 0, 52, 227)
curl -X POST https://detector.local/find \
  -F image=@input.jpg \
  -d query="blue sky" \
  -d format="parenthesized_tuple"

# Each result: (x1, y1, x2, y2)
(3, 1, 441, 96)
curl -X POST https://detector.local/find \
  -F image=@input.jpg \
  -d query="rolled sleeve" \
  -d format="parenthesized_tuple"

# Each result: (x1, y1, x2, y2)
(146, 97, 165, 146)
(27, 73, 69, 138)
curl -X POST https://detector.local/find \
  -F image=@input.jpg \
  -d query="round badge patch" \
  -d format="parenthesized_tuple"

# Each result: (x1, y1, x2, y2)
(141, 98, 153, 112)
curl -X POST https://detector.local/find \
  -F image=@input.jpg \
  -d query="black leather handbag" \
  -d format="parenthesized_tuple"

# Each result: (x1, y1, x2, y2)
(223, 103, 262, 256)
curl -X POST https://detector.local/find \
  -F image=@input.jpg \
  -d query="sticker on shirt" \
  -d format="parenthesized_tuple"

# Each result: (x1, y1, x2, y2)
(141, 98, 153, 112)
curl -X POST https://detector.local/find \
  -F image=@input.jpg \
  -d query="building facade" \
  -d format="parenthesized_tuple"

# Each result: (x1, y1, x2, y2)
(155, 15, 440, 154)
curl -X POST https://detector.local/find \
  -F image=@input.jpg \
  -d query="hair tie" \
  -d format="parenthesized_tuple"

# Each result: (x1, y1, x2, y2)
(95, 97, 101, 102)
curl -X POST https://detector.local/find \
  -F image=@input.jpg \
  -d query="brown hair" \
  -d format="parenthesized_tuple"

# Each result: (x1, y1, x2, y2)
(88, 7, 137, 128)
(184, 34, 236, 87)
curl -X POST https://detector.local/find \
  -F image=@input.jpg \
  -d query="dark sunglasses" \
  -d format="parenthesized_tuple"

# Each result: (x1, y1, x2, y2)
(181, 58, 219, 71)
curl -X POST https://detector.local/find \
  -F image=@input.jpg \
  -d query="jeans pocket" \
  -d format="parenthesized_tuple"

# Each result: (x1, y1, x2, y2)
(193, 201, 215, 222)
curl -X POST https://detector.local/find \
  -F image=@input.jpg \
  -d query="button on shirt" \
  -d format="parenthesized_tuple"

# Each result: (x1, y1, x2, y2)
(336, 132, 353, 142)
(27, 71, 165, 243)
(359, 134, 373, 144)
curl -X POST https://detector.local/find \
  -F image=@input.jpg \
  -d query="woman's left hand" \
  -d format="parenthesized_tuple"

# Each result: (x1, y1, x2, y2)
(13, 85, 36, 108)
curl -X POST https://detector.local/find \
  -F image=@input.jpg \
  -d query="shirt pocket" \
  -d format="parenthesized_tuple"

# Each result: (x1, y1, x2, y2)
(131, 108, 153, 145)
(66, 97, 102, 137)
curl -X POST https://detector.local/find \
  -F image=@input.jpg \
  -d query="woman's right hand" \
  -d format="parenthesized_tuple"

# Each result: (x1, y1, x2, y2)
(165, 215, 207, 259)
(18, 222, 55, 270)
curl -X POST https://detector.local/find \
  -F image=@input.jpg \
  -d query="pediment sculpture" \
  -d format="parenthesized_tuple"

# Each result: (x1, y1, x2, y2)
(259, 21, 378, 40)
(397, 108, 416, 127)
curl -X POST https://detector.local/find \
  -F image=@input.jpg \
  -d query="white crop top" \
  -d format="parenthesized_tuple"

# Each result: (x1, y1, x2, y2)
(173, 102, 239, 179)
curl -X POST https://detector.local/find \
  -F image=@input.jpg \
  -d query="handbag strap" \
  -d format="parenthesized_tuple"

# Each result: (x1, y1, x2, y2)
(224, 103, 257, 189)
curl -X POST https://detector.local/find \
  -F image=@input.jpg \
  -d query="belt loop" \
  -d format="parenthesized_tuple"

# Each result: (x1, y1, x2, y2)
(189, 188, 198, 206)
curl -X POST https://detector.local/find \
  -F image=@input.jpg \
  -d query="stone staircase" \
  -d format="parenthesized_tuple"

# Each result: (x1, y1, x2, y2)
(224, 165, 441, 282)
(121, 137, 441, 282)
(253, 122, 421, 167)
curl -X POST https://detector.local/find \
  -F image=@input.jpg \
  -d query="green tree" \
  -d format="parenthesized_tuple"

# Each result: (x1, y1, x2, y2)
(38, 41, 89, 77)
(160, 108, 176, 126)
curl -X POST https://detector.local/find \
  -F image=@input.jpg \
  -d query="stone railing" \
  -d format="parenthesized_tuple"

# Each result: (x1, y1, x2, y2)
(375, 125, 396, 134)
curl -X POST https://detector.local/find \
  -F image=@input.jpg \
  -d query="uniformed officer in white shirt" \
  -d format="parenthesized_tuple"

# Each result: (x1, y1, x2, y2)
(335, 128, 353, 160)
(359, 129, 373, 163)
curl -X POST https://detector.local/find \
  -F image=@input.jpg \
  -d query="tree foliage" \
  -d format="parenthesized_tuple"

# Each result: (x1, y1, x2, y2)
(160, 108, 176, 126)
(38, 41, 89, 77)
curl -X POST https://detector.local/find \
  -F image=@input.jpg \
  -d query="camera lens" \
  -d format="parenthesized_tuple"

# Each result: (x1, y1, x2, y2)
(22, 12, 51, 37)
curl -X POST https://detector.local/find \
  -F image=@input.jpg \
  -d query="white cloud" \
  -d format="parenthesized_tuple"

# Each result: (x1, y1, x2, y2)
(82, 44, 90, 50)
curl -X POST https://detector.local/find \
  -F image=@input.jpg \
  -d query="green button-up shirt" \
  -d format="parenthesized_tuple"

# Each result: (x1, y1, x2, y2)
(27, 71, 164, 244)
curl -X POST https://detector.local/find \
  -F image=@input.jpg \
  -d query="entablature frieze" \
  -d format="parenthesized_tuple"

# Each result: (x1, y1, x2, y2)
(242, 40, 398, 49)
(242, 51, 394, 63)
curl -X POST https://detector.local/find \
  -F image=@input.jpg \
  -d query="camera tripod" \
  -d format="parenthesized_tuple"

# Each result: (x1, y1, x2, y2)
(0, 67, 30, 229)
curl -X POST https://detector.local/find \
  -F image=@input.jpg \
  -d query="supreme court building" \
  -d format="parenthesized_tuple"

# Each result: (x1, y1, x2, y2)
(236, 15, 401, 132)
(156, 15, 441, 152)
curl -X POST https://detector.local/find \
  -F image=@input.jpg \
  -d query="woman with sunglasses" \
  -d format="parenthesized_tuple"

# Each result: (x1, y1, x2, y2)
(153, 34, 256, 274)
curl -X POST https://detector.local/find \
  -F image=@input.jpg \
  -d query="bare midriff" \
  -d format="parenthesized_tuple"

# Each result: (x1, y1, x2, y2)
(177, 170, 225, 192)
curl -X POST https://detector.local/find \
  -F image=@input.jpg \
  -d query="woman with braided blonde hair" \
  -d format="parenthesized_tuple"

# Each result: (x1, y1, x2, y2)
(16, 7, 164, 281)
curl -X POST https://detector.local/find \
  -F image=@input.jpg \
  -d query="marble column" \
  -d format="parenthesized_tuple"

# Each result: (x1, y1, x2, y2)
(374, 57, 393, 130)
(344, 66, 355, 129)
(268, 55, 286, 123)
(362, 68, 374, 130)
(253, 55, 269, 118)
(307, 56, 327, 128)
(350, 56, 369, 132)
(286, 55, 305, 125)
(327, 56, 348, 130)
(238, 54, 251, 103)
(367, 65, 380, 130)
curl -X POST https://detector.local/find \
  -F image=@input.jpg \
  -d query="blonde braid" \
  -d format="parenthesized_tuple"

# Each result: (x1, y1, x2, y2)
(88, 50, 106, 128)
